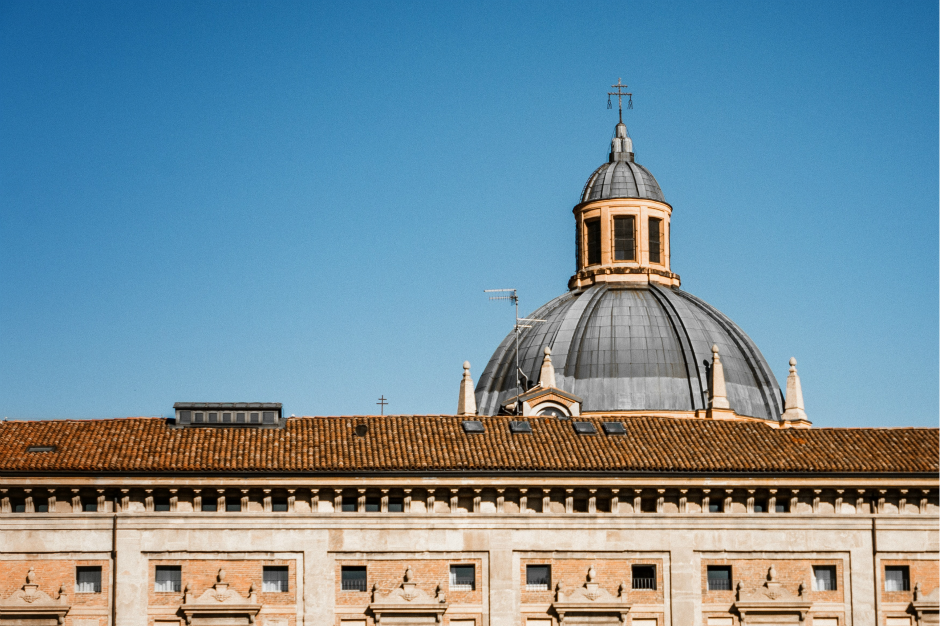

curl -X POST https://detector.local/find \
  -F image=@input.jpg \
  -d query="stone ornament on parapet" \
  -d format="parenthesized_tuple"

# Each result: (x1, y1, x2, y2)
(0, 568, 71, 625)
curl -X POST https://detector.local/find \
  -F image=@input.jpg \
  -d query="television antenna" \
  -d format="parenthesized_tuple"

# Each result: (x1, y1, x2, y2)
(376, 395, 388, 415)
(484, 289, 546, 414)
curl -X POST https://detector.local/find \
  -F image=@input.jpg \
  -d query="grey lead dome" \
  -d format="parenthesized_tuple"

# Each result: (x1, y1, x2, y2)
(475, 283, 784, 420)
(579, 121, 665, 204)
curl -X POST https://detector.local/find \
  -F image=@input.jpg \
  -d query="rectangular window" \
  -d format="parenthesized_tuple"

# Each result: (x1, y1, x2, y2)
(707, 565, 732, 591)
(226, 497, 241, 512)
(613, 216, 636, 261)
(573, 498, 588, 513)
(365, 497, 380, 512)
(641, 498, 656, 513)
(34, 498, 48, 513)
(208, 412, 218, 423)
(263, 411, 276, 424)
(222, 412, 232, 423)
(813, 565, 837, 591)
(262, 566, 289, 592)
(388, 497, 404, 513)
(526, 564, 550, 591)
(631, 565, 656, 590)
(272, 497, 288, 512)
(76, 566, 102, 593)
(154, 496, 171, 512)
(11, 499, 25, 513)
(155, 566, 182, 593)
(753, 499, 768, 513)
(885, 566, 910, 592)
(648, 217, 662, 264)
(708, 500, 723, 513)
(194, 412, 204, 423)
(341, 566, 368, 592)
(775, 499, 789, 513)
(201, 496, 218, 512)
(250, 412, 260, 423)
(585, 219, 601, 266)
(341, 496, 357, 512)
(596, 498, 611, 513)
(450, 564, 475, 590)
(236, 412, 246, 423)
(82, 497, 98, 512)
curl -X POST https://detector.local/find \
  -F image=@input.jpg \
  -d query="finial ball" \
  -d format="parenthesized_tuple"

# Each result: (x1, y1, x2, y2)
(463, 361, 470, 370)
(544, 346, 552, 356)
(711, 344, 719, 354)
(789, 357, 797, 366)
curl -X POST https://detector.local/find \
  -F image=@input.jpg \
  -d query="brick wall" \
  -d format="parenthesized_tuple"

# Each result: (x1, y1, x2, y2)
(334, 558, 483, 608)
(147, 559, 297, 607)
(880, 558, 939, 604)
(0, 559, 110, 626)
(519, 558, 664, 606)
(701, 558, 845, 605)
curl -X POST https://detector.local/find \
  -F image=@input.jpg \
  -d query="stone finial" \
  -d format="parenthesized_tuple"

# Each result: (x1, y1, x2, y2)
(587, 566, 596, 582)
(767, 565, 777, 582)
(403, 567, 414, 583)
(539, 347, 556, 388)
(217, 569, 225, 584)
(915, 581, 922, 600)
(781, 357, 809, 422)
(618, 582, 626, 597)
(26, 568, 36, 585)
(457, 361, 477, 416)
(709, 345, 730, 409)
(735, 581, 743, 600)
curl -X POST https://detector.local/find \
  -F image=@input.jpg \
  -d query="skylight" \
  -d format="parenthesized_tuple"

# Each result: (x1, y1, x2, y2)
(26, 445, 56, 453)
(602, 422, 626, 435)
(572, 422, 597, 435)
(461, 420, 485, 434)
(509, 420, 532, 434)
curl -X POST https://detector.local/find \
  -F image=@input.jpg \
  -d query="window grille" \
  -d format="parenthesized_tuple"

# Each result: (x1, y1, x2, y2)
(813, 566, 837, 591)
(648, 217, 662, 264)
(707, 566, 732, 591)
(586, 219, 601, 265)
(450, 565, 475, 590)
(155, 566, 182, 593)
(526, 565, 550, 591)
(263, 566, 289, 592)
(631, 565, 656, 590)
(885, 566, 910, 592)
(613, 216, 636, 261)
(76, 567, 102, 593)
(341, 566, 368, 592)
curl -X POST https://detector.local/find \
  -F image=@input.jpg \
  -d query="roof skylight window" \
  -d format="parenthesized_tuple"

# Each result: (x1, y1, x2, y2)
(27, 445, 56, 453)
(462, 420, 485, 434)
(602, 422, 626, 435)
(509, 421, 532, 434)
(572, 421, 597, 435)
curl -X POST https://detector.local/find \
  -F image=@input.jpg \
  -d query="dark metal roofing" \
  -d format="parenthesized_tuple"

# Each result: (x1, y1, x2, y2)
(173, 402, 282, 410)
(475, 283, 784, 420)
(580, 158, 665, 204)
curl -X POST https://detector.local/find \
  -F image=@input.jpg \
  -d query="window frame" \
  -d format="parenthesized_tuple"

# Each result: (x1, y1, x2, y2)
(525, 564, 551, 591)
(449, 564, 475, 591)
(585, 218, 602, 266)
(341, 566, 368, 592)
(154, 565, 182, 593)
(262, 566, 289, 593)
(76, 566, 102, 594)
(631, 564, 656, 591)
(648, 216, 663, 265)
(706, 565, 733, 591)
(812, 565, 837, 591)
(884, 565, 910, 592)
(612, 215, 637, 262)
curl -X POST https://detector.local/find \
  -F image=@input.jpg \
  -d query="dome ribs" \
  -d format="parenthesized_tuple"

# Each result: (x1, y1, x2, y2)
(0, 416, 935, 475)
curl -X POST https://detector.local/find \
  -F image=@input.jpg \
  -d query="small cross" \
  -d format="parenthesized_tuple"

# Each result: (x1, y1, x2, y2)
(607, 78, 633, 122)
(376, 395, 388, 415)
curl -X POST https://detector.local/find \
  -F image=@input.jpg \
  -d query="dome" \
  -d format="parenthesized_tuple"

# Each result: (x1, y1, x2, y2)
(475, 282, 784, 420)
(579, 121, 665, 204)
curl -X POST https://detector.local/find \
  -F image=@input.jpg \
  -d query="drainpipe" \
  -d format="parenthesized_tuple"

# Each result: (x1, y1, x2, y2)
(872, 517, 880, 624)
(111, 513, 118, 626)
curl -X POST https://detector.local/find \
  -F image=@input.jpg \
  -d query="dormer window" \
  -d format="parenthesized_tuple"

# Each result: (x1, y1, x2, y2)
(613, 216, 635, 261)
(174, 403, 284, 428)
(648, 217, 662, 264)
(585, 219, 601, 265)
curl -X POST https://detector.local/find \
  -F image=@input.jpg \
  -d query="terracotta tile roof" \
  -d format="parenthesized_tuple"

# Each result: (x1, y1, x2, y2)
(0, 415, 936, 475)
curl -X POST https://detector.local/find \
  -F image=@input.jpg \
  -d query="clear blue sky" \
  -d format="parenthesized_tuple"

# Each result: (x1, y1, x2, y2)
(1, 2, 936, 427)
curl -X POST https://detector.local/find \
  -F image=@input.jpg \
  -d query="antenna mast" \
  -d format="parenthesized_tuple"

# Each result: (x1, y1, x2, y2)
(484, 289, 545, 414)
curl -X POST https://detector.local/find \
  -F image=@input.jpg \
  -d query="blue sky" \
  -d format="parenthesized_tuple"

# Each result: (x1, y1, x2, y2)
(1, 2, 936, 427)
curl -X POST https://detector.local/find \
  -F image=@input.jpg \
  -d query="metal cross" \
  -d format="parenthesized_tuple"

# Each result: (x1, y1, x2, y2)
(607, 78, 633, 122)
(376, 395, 388, 415)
